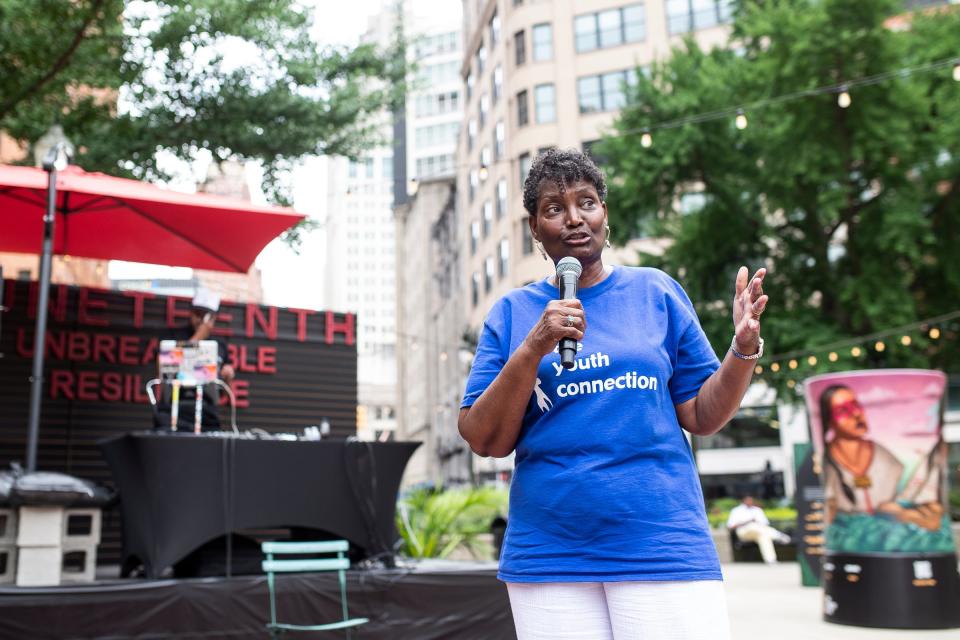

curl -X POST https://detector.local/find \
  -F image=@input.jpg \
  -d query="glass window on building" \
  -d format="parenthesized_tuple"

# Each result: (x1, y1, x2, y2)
(364, 158, 374, 178)
(466, 71, 474, 100)
(493, 65, 503, 103)
(472, 271, 480, 306)
(469, 168, 479, 201)
(471, 220, 480, 255)
(667, 0, 733, 34)
(521, 220, 534, 255)
(348, 161, 357, 178)
(575, 4, 645, 53)
(490, 11, 501, 46)
(468, 118, 477, 151)
(496, 178, 507, 218)
(577, 69, 637, 113)
(534, 83, 556, 123)
(577, 76, 602, 113)
(476, 43, 487, 74)
(484, 256, 495, 293)
(519, 152, 532, 189)
(498, 238, 510, 278)
(480, 93, 490, 129)
(481, 146, 492, 173)
(514, 30, 526, 66)
(532, 23, 552, 61)
(494, 120, 505, 160)
(516, 89, 529, 127)
(483, 200, 493, 237)
(382, 156, 393, 180)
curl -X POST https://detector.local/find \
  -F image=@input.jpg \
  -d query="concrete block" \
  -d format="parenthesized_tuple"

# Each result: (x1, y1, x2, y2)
(62, 509, 101, 546)
(16, 506, 64, 547)
(16, 546, 61, 586)
(0, 509, 16, 545)
(0, 544, 15, 584)
(60, 541, 97, 584)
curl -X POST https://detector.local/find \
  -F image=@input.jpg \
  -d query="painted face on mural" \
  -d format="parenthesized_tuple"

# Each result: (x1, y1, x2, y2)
(828, 388, 868, 440)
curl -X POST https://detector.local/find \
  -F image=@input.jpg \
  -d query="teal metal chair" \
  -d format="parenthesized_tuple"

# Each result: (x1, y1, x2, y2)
(261, 540, 369, 638)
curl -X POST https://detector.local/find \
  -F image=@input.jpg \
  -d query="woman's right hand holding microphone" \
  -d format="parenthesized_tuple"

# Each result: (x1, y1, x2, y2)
(523, 299, 587, 358)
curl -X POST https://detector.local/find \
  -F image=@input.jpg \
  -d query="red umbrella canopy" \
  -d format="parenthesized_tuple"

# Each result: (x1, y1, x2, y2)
(0, 164, 305, 273)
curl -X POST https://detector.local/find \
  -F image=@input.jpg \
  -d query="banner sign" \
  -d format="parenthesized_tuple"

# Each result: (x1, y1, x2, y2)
(0, 279, 358, 563)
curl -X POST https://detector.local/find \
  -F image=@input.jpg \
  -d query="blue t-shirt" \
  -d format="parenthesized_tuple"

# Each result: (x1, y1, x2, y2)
(462, 266, 722, 583)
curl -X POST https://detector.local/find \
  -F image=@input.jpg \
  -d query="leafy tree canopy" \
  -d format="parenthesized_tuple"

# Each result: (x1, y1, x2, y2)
(599, 0, 960, 389)
(0, 0, 403, 206)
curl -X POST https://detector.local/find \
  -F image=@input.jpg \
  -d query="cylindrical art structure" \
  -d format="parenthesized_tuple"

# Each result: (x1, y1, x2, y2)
(804, 369, 960, 629)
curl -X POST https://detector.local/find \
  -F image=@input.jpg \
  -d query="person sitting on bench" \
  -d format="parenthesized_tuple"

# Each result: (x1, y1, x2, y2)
(727, 495, 790, 564)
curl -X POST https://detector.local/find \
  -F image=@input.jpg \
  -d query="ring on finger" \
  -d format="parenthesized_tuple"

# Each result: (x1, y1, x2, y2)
(565, 314, 576, 327)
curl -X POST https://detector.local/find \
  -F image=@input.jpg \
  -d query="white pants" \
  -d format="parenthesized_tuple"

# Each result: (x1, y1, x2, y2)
(506, 580, 730, 640)
(734, 522, 783, 563)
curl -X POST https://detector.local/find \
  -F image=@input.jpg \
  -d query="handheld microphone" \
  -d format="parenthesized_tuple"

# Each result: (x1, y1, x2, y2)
(556, 257, 582, 370)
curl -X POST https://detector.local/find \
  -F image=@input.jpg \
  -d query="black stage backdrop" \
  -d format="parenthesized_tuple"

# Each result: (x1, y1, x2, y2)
(0, 279, 358, 564)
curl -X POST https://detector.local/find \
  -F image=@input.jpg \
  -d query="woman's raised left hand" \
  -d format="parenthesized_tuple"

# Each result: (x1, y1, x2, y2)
(732, 266, 768, 355)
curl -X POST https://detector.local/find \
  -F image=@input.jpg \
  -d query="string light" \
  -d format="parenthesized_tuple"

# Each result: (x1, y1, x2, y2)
(900, 335, 911, 346)
(875, 340, 886, 352)
(640, 129, 653, 148)
(754, 365, 763, 375)
(930, 327, 941, 339)
(851, 346, 862, 357)
(828, 352, 838, 362)
(787, 380, 796, 389)
(807, 355, 817, 366)
(735, 109, 748, 130)
(771, 362, 781, 372)
(619, 57, 959, 154)
(788, 359, 798, 370)
(837, 85, 851, 108)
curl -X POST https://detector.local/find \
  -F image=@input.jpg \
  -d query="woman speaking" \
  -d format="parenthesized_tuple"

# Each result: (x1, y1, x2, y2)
(459, 148, 768, 639)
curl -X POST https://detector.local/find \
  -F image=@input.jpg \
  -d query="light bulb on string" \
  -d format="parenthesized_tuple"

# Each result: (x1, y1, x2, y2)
(900, 335, 911, 346)
(735, 109, 748, 130)
(788, 359, 798, 370)
(930, 327, 941, 340)
(837, 85, 851, 108)
(808, 355, 817, 366)
(787, 379, 796, 389)
(640, 129, 653, 148)
(754, 365, 763, 375)
(851, 346, 862, 357)
(828, 352, 838, 362)
(875, 340, 886, 352)
(953, 60, 960, 82)
(771, 362, 780, 372)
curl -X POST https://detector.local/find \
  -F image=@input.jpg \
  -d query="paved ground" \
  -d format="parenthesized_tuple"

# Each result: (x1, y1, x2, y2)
(723, 562, 960, 640)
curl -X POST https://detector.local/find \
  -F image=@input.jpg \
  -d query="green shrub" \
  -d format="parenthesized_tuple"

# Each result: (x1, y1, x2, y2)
(396, 486, 508, 559)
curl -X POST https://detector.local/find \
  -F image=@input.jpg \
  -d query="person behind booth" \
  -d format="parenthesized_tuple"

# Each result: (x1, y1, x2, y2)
(153, 289, 235, 431)
(458, 149, 770, 640)
(726, 495, 791, 564)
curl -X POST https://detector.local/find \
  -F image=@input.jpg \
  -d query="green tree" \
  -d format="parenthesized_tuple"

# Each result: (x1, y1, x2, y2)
(600, 0, 960, 388)
(0, 0, 403, 207)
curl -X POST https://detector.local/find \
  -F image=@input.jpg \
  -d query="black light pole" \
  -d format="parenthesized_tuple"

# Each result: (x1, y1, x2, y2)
(25, 142, 69, 473)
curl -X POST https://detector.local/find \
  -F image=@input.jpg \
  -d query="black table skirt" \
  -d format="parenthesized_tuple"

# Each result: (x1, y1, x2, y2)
(100, 432, 419, 578)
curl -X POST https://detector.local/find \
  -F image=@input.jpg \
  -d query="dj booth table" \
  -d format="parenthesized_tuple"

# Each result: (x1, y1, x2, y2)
(100, 433, 419, 578)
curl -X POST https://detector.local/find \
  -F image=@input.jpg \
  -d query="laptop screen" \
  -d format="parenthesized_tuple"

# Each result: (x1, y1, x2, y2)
(158, 340, 219, 386)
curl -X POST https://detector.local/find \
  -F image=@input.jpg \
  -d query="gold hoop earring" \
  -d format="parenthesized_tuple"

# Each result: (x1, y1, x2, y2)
(536, 241, 548, 261)
(604, 223, 612, 249)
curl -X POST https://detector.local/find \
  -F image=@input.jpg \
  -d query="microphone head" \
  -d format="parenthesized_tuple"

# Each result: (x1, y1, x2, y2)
(556, 256, 582, 278)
